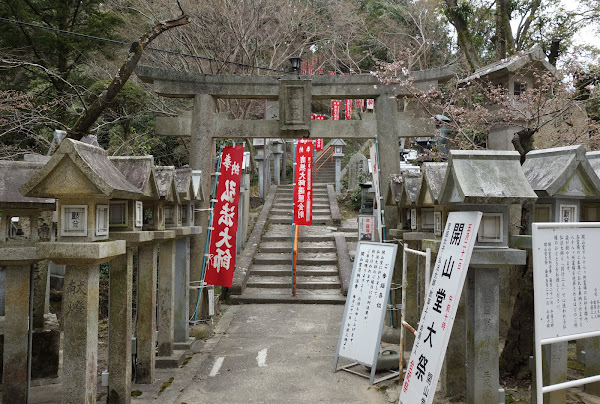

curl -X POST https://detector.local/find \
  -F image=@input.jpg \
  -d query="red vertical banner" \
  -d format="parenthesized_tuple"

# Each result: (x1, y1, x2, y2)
(318, 114, 325, 120)
(205, 145, 244, 287)
(357, 99, 365, 110)
(332, 100, 341, 120)
(294, 140, 313, 226)
(315, 139, 324, 151)
(345, 99, 353, 120)
(311, 113, 315, 120)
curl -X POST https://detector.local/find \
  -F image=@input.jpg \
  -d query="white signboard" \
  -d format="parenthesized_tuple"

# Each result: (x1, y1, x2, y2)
(370, 145, 383, 242)
(335, 242, 397, 367)
(532, 222, 600, 398)
(532, 223, 600, 340)
(399, 211, 482, 404)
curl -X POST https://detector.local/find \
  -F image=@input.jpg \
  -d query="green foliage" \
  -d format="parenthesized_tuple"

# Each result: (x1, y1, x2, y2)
(348, 187, 362, 211)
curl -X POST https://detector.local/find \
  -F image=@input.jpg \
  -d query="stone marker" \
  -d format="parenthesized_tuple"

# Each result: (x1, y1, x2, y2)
(347, 152, 369, 191)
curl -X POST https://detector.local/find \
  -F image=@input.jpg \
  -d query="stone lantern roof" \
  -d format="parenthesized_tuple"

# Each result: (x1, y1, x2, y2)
(153, 166, 180, 203)
(110, 155, 160, 200)
(400, 171, 422, 207)
(417, 162, 448, 206)
(440, 150, 537, 205)
(175, 167, 194, 201)
(459, 45, 556, 85)
(0, 161, 55, 210)
(20, 139, 143, 200)
(523, 145, 600, 198)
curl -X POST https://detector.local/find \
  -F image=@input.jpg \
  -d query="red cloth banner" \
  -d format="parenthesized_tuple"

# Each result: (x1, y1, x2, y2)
(345, 99, 353, 120)
(294, 140, 313, 225)
(315, 138, 324, 151)
(357, 99, 365, 109)
(332, 100, 341, 120)
(311, 113, 315, 120)
(205, 145, 244, 287)
(318, 114, 325, 120)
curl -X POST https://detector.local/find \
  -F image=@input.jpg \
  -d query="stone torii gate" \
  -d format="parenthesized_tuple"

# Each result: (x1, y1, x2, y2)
(135, 65, 456, 301)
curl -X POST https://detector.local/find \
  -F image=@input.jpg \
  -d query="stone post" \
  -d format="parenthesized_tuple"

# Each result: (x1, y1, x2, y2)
(189, 93, 216, 318)
(0, 267, 5, 316)
(242, 173, 250, 244)
(585, 337, 600, 395)
(441, 289, 467, 398)
(3, 265, 31, 403)
(158, 239, 176, 357)
(136, 243, 157, 383)
(108, 248, 133, 404)
(174, 237, 190, 343)
(375, 94, 400, 232)
(335, 155, 342, 194)
(62, 264, 100, 403)
(32, 260, 49, 329)
(465, 267, 499, 404)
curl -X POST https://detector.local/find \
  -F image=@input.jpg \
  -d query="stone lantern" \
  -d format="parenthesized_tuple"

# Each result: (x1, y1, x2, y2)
(153, 166, 181, 230)
(416, 162, 448, 238)
(330, 138, 346, 193)
(0, 160, 55, 402)
(424, 150, 537, 403)
(21, 139, 141, 403)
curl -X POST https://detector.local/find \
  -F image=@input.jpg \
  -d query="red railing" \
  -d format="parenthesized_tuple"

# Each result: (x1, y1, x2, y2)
(314, 145, 334, 177)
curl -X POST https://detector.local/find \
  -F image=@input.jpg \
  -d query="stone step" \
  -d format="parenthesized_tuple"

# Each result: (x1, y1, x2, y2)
(261, 234, 334, 242)
(258, 244, 336, 254)
(337, 227, 357, 233)
(250, 265, 339, 277)
(253, 253, 338, 266)
(246, 276, 341, 289)
(229, 288, 346, 305)
(260, 240, 335, 248)
(272, 203, 330, 209)
(269, 208, 331, 216)
(274, 197, 330, 203)
(268, 216, 333, 225)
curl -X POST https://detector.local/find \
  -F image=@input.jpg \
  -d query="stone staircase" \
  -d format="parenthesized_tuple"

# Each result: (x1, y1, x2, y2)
(314, 156, 335, 184)
(230, 183, 347, 304)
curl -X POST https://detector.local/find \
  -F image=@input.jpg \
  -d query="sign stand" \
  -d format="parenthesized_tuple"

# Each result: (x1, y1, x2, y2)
(532, 222, 600, 401)
(333, 241, 398, 385)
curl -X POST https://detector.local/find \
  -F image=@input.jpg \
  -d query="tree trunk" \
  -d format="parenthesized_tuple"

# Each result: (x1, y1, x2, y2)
(69, 14, 190, 140)
(500, 202, 535, 378)
(443, 0, 481, 72)
(495, 0, 515, 60)
(500, 129, 536, 377)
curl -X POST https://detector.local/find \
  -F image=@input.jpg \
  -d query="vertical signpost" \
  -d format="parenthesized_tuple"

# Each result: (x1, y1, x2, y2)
(370, 144, 382, 243)
(399, 211, 482, 404)
(533, 223, 600, 399)
(292, 139, 313, 296)
(204, 145, 244, 288)
(333, 241, 398, 384)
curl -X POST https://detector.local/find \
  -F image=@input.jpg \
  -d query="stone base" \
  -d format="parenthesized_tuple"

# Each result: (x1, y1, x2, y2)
(0, 329, 60, 380)
(173, 337, 196, 351)
(155, 350, 186, 369)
